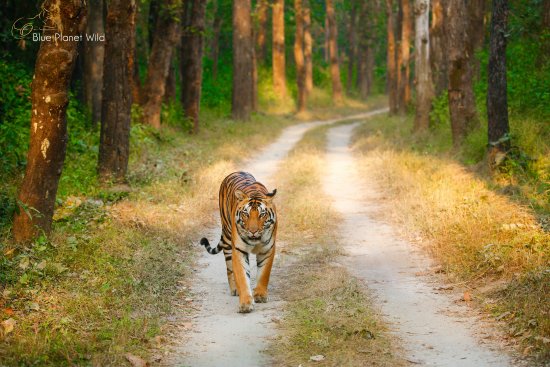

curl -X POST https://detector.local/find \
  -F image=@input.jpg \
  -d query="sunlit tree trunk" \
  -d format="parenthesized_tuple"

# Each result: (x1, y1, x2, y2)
(181, 0, 207, 134)
(413, 0, 433, 131)
(13, 0, 86, 242)
(398, 0, 412, 114)
(447, 0, 478, 147)
(303, 0, 313, 94)
(83, 0, 104, 127)
(346, 0, 358, 94)
(142, 0, 181, 129)
(98, 0, 136, 181)
(272, 0, 287, 98)
(487, 0, 510, 168)
(294, 0, 306, 113)
(326, 0, 343, 103)
(256, 0, 269, 64)
(430, 0, 447, 95)
(386, 0, 398, 114)
(232, 0, 254, 120)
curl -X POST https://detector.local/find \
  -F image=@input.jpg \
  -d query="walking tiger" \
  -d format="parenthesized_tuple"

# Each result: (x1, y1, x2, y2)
(200, 172, 277, 313)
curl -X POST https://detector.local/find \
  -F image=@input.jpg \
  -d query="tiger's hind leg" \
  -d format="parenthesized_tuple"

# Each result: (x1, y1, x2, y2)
(223, 247, 237, 296)
(254, 243, 275, 303)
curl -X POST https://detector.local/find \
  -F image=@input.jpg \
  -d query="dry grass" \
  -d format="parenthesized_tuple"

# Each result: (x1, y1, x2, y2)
(269, 125, 405, 367)
(352, 114, 550, 361)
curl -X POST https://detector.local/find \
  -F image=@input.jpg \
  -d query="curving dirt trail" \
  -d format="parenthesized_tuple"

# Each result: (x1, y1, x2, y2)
(165, 111, 387, 367)
(323, 122, 513, 367)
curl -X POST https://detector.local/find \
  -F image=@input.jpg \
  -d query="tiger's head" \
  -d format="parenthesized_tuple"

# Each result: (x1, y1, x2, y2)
(234, 189, 277, 244)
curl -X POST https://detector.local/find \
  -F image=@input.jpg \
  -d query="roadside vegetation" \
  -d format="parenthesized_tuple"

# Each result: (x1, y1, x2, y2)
(270, 124, 406, 366)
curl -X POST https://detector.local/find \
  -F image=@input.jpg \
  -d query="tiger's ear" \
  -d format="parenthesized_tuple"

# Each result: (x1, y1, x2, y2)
(266, 189, 277, 200)
(235, 190, 248, 201)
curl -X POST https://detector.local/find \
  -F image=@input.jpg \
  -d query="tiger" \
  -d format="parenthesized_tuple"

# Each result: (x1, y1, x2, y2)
(200, 171, 278, 313)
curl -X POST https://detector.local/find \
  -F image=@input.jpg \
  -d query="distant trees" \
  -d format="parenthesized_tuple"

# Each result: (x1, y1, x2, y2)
(386, 0, 398, 114)
(232, 0, 255, 120)
(294, 0, 307, 113)
(303, 1, 313, 94)
(272, 0, 287, 99)
(83, 0, 104, 128)
(98, 0, 136, 181)
(397, 0, 412, 114)
(255, 0, 269, 64)
(326, 0, 343, 103)
(13, 0, 86, 242)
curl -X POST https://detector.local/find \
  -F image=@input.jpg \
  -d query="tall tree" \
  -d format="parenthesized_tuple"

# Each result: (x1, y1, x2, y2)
(397, 0, 412, 114)
(386, 0, 398, 114)
(303, 0, 313, 94)
(142, 0, 181, 129)
(272, 0, 287, 98)
(346, 0, 358, 94)
(294, 0, 307, 113)
(210, 1, 224, 80)
(447, 0, 478, 147)
(98, 0, 137, 181)
(430, 0, 447, 95)
(357, 0, 375, 99)
(232, 0, 254, 120)
(181, 0, 207, 133)
(83, 0, 104, 127)
(413, 0, 433, 131)
(487, 0, 510, 167)
(326, 0, 343, 103)
(13, 0, 86, 242)
(256, 0, 269, 64)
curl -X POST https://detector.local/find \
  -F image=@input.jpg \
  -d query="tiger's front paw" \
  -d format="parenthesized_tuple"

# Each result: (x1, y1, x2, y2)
(238, 301, 254, 313)
(253, 289, 269, 303)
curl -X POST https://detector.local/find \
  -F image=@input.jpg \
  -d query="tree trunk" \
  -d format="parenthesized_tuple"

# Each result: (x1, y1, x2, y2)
(326, 0, 343, 103)
(211, 2, 223, 80)
(346, 0, 358, 94)
(83, 0, 104, 128)
(294, 0, 306, 113)
(232, 0, 254, 120)
(131, 45, 142, 104)
(325, 17, 330, 63)
(272, 0, 287, 98)
(386, 0, 398, 114)
(398, 0, 412, 114)
(98, 0, 136, 181)
(303, 0, 313, 94)
(13, 0, 86, 242)
(181, 0, 207, 134)
(256, 0, 269, 64)
(487, 0, 510, 168)
(413, 0, 433, 131)
(142, 0, 181, 129)
(164, 56, 177, 103)
(447, 0, 478, 147)
(430, 0, 447, 95)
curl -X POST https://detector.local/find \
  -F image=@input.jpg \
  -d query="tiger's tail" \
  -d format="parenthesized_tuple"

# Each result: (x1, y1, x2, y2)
(200, 237, 223, 255)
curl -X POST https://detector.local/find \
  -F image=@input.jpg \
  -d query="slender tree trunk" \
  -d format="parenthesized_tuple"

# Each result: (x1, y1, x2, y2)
(232, 0, 254, 120)
(142, 0, 181, 129)
(272, 0, 287, 98)
(325, 17, 330, 63)
(13, 0, 86, 242)
(386, 0, 398, 113)
(98, 0, 136, 181)
(398, 0, 412, 114)
(294, 0, 306, 113)
(303, 0, 313, 94)
(413, 0, 433, 131)
(181, 0, 207, 134)
(447, 0, 478, 147)
(164, 56, 177, 103)
(366, 45, 375, 95)
(540, 0, 550, 64)
(211, 3, 223, 80)
(430, 0, 447, 95)
(346, 0, 358, 94)
(487, 0, 510, 168)
(356, 1, 369, 99)
(252, 26, 258, 111)
(256, 0, 269, 64)
(326, 0, 343, 103)
(131, 45, 142, 104)
(83, 0, 104, 128)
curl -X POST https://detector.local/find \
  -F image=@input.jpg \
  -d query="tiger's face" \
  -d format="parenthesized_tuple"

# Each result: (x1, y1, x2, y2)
(234, 189, 277, 244)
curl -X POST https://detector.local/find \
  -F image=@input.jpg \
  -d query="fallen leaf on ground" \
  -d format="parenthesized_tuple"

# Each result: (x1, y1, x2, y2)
(2, 318, 16, 335)
(310, 355, 325, 362)
(3, 308, 14, 316)
(462, 291, 472, 302)
(125, 353, 149, 367)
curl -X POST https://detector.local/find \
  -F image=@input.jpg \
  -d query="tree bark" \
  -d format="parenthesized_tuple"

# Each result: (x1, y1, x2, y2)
(447, 0, 478, 147)
(256, 0, 269, 64)
(13, 0, 86, 242)
(398, 0, 412, 114)
(142, 0, 181, 129)
(164, 56, 177, 103)
(386, 0, 398, 114)
(487, 0, 510, 167)
(181, 0, 207, 134)
(346, 0, 358, 94)
(272, 0, 287, 98)
(232, 0, 254, 120)
(294, 0, 306, 113)
(303, 0, 313, 94)
(98, 0, 136, 181)
(83, 0, 104, 128)
(413, 0, 433, 131)
(430, 0, 447, 95)
(326, 0, 343, 103)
